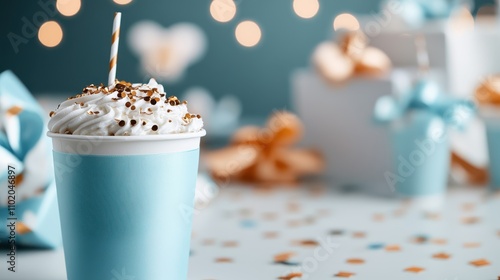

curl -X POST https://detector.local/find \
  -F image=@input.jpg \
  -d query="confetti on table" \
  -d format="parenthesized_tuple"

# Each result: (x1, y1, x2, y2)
(202, 239, 215, 246)
(240, 219, 257, 228)
(462, 216, 480, 224)
(385, 245, 401, 252)
(215, 257, 233, 263)
(346, 258, 365, 264)
(287, 202, 301, 213)
(404, 266, 425, 273)
(274, 252, 295, 263)
(463, 242, 481, 248)
(222, 241, 239, 247)
(262, 212, 278, 221)
(368, 243, 384, 250)
(431, 238, 447, 245)
(263, 231, 279, 239)
(334, 271, 355, 278)
(469, 259, 490, 267)
(432, 252, 451, 260)
(293, 239, 319, 247)
(372, 213, 385, 222)
(412, 234, 429, 244)
(330, 229, 345, 235)
(352, 231, 366, 238)
(278, 272, 302, 279)
(461, 202, 476, 211)
(423, 212, 441, 220)
(287, 220, 302, 227)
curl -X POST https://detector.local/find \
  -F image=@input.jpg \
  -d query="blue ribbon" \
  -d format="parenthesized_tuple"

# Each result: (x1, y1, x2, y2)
(0, 70, 60, 248)
(374, 79, 475, 129)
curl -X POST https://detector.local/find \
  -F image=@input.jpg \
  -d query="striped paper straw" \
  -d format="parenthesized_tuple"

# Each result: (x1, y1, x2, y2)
(108, 12, 122, 86)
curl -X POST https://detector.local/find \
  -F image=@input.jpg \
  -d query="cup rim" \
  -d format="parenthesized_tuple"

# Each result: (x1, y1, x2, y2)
(47, 129, 206, 141)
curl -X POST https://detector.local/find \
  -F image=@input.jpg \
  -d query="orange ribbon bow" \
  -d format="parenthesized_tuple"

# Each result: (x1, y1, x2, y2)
(312, 31, 391, 84)
(204, 111, 324, 185)
(475, 75, 500, 106)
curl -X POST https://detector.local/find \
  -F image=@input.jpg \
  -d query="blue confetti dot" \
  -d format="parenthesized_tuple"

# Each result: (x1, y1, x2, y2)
(368, 243, 385, 250)
(240, 219, 257, 228)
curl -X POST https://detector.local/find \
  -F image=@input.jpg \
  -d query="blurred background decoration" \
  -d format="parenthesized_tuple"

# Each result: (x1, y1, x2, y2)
(0, 0, 494, 118)
(0, 70, 61, 248)
(128, 21, 206, 82)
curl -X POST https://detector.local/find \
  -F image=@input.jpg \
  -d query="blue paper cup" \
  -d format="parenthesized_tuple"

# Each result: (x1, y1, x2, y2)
(484, 118, 500, 190)
(389, 112, 449, 201)
(48, 131, 205, 280)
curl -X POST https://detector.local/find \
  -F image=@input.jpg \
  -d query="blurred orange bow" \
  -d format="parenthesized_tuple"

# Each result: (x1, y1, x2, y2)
(204, 111, 324, 185)
(312, 31, 391, 84)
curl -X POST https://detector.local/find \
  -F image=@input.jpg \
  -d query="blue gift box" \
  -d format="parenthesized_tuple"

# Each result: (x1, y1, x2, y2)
(374, 79, 474, 197)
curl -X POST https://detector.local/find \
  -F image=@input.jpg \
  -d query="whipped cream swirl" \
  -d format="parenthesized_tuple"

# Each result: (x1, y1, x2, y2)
(48, 79, 203, 136)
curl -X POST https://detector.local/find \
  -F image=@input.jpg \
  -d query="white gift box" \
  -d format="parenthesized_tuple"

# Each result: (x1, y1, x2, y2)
(291, 69, 420, 195)
(360, 18, 500, 98)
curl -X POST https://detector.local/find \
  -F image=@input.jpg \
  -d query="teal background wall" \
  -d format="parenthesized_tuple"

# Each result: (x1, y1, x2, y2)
(0, 0, 493, 116)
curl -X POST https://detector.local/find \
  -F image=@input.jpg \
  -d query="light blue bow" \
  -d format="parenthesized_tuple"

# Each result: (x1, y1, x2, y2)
(374, 79, 475, 129)
(0, 70, 61, 248)
(385, 0, 472, 27)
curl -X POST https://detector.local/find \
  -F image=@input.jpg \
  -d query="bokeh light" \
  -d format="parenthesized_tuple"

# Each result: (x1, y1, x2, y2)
(293, 0, 319, 19)
(113, 0, 133, 5)
(56, 0, 81, 17)
(333, 13, 360, 31)
(235, 21, 262, 47)
(210, 0, 237, 23)
(38, 21, 63, 47)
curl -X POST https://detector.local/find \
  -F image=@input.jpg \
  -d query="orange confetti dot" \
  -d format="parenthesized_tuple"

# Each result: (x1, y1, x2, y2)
(346, 258, 365, 264)
(385, 245, 401, 252)
(404, 266, 425, 273)
(352, 231, 366, 238)
(463, 242, 481, 248)
(274, 252, 295, 263)
(432, 252, 451, 260)
(334, 271, 355, 278)
(215, 257, 233, 263)
(431, 238, 447, 245)
(278, 272, 302, 280)
(222, 241, 238, 247)
(469, 259, 490, 267)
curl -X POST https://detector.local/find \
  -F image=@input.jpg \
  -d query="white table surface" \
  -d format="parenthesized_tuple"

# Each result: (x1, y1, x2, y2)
(2, 184, 500, 280)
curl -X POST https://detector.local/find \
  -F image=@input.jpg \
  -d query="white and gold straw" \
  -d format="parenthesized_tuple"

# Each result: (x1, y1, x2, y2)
(108, 12, 122, 86)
